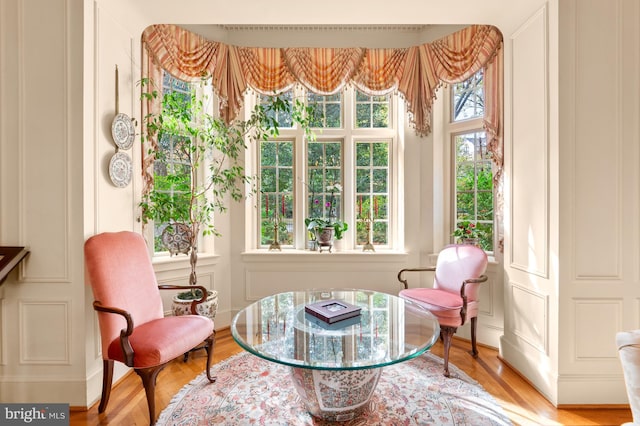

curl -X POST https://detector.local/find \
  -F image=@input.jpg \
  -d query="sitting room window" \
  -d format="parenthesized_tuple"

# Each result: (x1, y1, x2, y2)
(255, 87, 397, 250)
(151, 73, 195, 253)
(448, 70, 495, 252)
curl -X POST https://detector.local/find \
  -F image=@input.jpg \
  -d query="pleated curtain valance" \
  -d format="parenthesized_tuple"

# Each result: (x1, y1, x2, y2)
(140, 24, 504, 247)
(142, 23, 501, 134)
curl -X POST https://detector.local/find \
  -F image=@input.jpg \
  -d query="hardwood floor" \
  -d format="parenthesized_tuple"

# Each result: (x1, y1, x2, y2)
(70, 328, 632, 425)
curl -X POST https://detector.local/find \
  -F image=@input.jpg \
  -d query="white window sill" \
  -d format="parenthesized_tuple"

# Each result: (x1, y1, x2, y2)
(151, 252, 220, 272)
(241, 249, 409, 263)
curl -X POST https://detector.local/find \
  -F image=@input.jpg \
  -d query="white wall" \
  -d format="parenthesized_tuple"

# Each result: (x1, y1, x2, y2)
(4, 0, 636, 413)
(501, 0, 640, 405)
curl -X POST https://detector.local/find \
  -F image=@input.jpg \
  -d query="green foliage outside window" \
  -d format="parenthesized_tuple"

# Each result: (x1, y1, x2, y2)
(454, 132, 493, 251)
(356, 141, 389, 246)
(355, 91, 390, 128)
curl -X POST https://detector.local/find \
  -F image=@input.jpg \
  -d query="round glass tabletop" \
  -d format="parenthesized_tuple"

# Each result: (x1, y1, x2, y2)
(231, 288, 440, 370)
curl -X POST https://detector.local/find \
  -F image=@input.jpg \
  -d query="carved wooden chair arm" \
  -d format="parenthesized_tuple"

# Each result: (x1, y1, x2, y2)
(460, 274, 488, 298)
(459, 274, 488, 325)
(158, 284, 209, 315)
(92, 301, 135, 367)
(397, 267, 436, 290)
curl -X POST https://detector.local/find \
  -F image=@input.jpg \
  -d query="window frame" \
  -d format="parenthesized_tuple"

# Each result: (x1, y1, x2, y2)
(245, 87, 401, 252)
(443, 71, 495, 254)
(143, 73, 217, 257)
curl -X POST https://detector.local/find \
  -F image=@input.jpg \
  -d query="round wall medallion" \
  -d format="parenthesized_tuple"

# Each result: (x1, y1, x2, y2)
(109, 151, 132, 188)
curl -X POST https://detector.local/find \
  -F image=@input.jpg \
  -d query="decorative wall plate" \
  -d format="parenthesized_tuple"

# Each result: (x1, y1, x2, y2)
(109, 151, 132, 188)
(111, 113, 135, 150)
(161, 223, 192, 255)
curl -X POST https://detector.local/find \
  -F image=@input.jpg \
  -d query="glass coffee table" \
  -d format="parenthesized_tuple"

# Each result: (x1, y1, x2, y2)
(231, 288, 439, 421)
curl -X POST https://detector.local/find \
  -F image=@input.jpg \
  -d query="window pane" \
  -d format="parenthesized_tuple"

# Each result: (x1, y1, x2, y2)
(307, 93, 342, 128)
(356, 169, 370, 193)
(261, 168, 276, 192)
(373, 169, 388, 193)
(372, 103, 389, 127)
(261, 142, 277, 167)
(356, 104, 371, 128)
(372, 143, 388, 167)
(356, 143, 371, 166)
(355, 91, 390, 129)
(452, 69, 484, 122)
(260, 91, 293, 128)
(456, 192, 474, 220)
(456, 164, 475, 191)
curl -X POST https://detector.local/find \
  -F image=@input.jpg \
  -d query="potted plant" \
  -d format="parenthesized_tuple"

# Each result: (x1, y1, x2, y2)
(139, 78, 288, 318)
(452, 220, 484, 247)
(305, 183, 348, 252)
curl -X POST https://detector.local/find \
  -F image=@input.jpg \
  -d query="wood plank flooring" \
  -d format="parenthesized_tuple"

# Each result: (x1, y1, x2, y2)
(70, 328, 632, 425)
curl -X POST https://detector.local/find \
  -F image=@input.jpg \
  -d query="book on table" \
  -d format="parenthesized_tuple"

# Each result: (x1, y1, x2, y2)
(304, 312, 361, 330)
(304, 299, 361, 324)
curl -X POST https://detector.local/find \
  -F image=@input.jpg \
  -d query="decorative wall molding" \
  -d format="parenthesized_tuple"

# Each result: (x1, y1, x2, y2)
(573, 298, 621, 360)
(509, 5, 549, 279)
(19, 301, 69, 364)
(571, 0, 623, 281)
(19, 0, 71, 283)
(510, 282, 548, 354)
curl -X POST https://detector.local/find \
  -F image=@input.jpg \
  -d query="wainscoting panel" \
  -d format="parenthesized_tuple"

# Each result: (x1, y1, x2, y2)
(574, 299, 621, 360)
(20, 301, 69, 364)
(20, 0, 70, 282)
(511, 283, 548, 354)
(478, 273, 495, 317)
(509, 6, 549, 279)
(571, 0, 622, 281)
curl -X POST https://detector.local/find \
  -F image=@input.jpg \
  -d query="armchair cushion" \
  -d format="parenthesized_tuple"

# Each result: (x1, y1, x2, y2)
(401, 288, 463, 313)
(401, 288, 480, 327)
(107, 315, 213, 368)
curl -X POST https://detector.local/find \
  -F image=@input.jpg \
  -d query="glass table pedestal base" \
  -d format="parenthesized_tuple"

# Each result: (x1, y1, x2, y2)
(289, 366, 381, 421)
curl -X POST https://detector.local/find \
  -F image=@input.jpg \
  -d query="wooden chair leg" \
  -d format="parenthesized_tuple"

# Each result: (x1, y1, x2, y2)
(470, 316, 479, 358)
(205, 331, 216, 382)
(98, 359, 114, 413)
(440, 326, 457, 378)
(136, 364, 167, 425)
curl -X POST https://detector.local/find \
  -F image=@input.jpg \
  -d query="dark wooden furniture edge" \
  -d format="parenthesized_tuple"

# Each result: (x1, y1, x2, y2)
(0, 246, 29, 285)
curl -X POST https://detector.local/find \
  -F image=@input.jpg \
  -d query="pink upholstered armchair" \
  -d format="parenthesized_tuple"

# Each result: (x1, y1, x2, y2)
(398, 244, 488, 377)
(84, 231, 216, 425)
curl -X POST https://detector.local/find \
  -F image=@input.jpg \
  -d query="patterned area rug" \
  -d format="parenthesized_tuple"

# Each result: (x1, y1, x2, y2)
(157, 351, 512, 425)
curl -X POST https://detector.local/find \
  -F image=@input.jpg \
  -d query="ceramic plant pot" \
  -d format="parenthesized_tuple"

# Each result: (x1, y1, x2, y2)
(172, 289, 218, 321)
